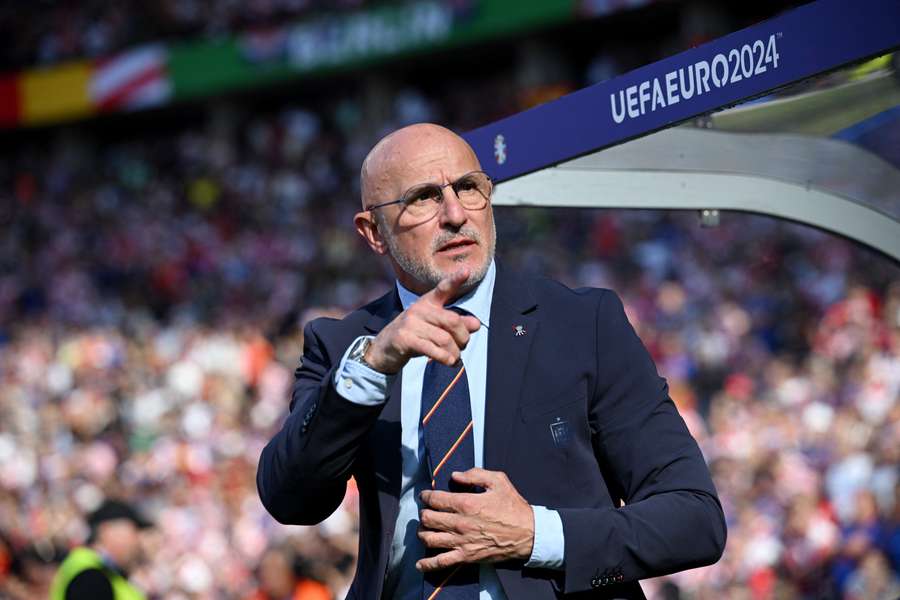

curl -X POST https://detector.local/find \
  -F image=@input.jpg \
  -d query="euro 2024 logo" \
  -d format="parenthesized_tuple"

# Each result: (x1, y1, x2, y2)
(493, 134, 506, 165)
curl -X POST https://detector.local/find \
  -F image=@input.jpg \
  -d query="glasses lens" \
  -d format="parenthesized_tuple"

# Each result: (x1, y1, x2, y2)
(401, 184, 443, 217)
(397, 173, 492, 220)
(453, 172, 492, 209)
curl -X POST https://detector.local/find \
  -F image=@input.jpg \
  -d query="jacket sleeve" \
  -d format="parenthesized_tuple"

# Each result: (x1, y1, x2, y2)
(256, 318, 385, 525)
(557, 290, 727, 593)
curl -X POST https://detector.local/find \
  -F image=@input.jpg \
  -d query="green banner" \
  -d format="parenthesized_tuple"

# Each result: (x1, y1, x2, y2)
(169, 0, 576, 101)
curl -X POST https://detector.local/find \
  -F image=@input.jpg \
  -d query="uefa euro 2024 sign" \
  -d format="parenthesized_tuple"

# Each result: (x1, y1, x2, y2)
(610, 34, 781, 124)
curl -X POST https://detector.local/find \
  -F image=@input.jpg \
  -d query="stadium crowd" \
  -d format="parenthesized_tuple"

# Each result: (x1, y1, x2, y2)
(1, 57, 899, 600)
(0, 0, 376, 70)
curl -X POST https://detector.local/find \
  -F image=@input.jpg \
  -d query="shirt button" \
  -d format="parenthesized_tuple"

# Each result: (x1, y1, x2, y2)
(343, 378, 353, 390)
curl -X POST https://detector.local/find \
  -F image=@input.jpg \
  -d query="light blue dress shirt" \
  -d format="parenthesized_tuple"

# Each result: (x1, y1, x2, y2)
(332, 261, 564, 599)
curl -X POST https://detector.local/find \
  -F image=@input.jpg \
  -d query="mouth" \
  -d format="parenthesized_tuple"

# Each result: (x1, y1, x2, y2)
(436, 238, 477, 253)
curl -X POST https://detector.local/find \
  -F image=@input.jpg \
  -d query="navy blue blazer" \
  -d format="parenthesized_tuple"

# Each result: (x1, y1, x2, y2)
(257, 265, 726, 599)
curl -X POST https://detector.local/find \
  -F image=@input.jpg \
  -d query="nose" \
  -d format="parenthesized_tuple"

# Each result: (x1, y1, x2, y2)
(438, 186, 467, 228)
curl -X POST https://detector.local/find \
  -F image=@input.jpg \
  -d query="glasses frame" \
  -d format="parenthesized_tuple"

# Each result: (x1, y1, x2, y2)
(363, 170, 493, 214)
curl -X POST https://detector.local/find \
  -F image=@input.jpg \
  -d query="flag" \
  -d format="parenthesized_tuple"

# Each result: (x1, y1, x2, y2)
(90, 45, 172, 112)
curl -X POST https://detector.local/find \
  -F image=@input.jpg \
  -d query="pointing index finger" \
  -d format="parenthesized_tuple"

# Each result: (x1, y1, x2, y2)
(426, 268, 470, 307)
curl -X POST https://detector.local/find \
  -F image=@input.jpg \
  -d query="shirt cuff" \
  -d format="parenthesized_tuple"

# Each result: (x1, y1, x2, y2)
(525, 505, 565, 569)
(332, 336, 395, 406)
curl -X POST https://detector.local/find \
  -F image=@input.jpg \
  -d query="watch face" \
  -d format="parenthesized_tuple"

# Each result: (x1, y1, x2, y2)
(351, 337, 370, 361)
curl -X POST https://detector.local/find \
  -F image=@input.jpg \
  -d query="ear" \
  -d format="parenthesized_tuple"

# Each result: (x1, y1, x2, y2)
(355, 211, 389, 255)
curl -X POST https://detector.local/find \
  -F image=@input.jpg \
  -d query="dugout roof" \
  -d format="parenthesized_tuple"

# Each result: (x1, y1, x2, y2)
(464, 0, 900, 262)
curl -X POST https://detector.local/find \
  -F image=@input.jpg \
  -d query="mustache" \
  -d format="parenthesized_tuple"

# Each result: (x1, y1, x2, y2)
(432, 229, 481, 252)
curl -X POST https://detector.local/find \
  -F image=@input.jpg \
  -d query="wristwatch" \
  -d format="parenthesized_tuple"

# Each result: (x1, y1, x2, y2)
(347, 336, 375, 369)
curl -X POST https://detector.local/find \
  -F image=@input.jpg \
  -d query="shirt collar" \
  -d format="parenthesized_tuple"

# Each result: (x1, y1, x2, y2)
(396, 259, 495, 328)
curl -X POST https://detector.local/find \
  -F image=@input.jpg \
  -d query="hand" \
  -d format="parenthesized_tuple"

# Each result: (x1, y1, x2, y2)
(364, 269, 481, 374)
(416, 468, 535, 572)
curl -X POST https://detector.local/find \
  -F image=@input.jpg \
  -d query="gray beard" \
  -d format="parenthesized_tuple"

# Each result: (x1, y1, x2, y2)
(383, 219, 496, 293)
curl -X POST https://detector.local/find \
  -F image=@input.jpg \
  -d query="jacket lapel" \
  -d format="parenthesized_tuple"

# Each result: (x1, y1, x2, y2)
(363, 287, 402, 336)
(484, 265, 538, 473)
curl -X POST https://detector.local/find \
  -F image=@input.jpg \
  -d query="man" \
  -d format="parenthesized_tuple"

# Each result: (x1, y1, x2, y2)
(257, 123, 726, 599)
(245, 545, 332, 600)
(49, 500, 150, 600)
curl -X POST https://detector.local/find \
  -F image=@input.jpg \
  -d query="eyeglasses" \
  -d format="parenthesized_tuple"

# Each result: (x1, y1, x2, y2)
(364, 171, 493, 221)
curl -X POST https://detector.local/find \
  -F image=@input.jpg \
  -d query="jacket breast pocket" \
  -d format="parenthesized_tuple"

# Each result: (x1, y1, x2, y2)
(519, 387, 586, 423)
(516, 386, 595, 503)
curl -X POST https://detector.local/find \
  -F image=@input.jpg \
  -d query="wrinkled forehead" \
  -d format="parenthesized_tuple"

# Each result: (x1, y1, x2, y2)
(364, 127, 481, 203)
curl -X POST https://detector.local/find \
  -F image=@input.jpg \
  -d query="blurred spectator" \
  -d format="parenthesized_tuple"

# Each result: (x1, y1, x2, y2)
(245, 545, 331, 600)
(49, 499, 152, 600)
(844, 550, 900, 600)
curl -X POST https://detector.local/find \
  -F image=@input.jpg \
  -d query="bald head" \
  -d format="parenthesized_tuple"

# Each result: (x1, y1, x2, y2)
(360, 123, 481, 210)
(354, 122, 495, 295)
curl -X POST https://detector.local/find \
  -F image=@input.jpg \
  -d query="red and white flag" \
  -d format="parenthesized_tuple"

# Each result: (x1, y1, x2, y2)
(90, 45, 172, 112)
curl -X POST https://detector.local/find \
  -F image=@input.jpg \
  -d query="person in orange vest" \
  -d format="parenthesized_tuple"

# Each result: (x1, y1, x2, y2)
(245, 546, 331, 600)
(50, 499, 151, 600)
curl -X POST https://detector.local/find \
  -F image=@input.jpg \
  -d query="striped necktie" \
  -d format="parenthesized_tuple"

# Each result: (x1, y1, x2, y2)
(420, 329, 479, 599)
